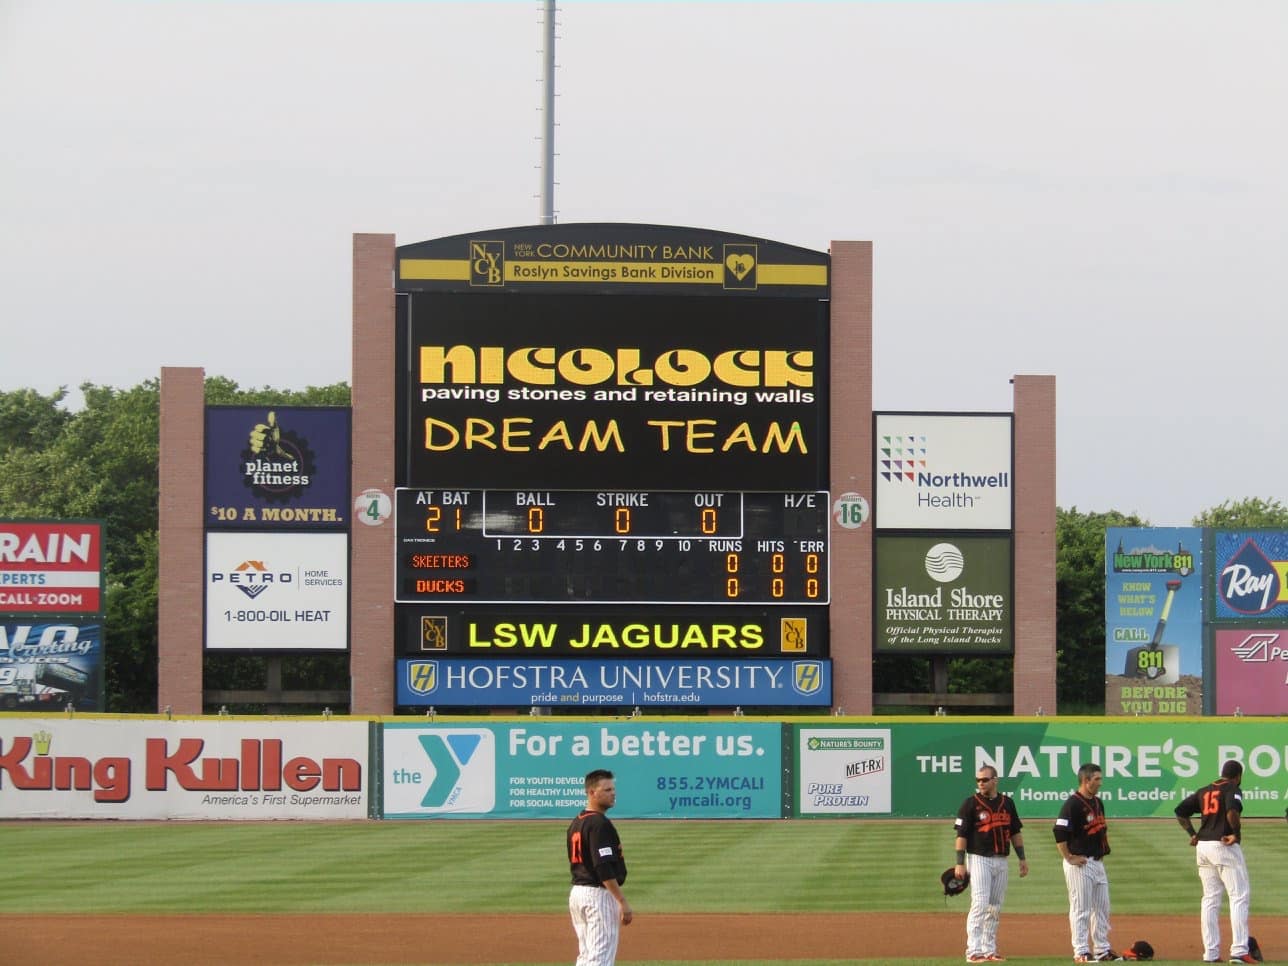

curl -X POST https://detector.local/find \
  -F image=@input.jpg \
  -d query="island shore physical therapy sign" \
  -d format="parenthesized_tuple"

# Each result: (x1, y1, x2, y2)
(393, 225, 834, 707)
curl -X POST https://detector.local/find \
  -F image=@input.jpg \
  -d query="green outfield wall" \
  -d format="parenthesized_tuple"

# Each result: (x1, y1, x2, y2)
(3, 715, 1285, 820)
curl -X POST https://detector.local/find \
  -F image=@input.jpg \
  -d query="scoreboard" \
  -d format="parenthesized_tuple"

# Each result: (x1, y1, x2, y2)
(394, 488, 830, 605)
(392, 225, 833, 705)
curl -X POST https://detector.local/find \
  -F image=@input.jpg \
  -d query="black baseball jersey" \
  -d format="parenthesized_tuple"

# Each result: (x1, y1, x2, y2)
(1053, 792, 1111, 858)
(1175, 777, 1243, 843)
(568, 809, 627, 887)
(954, 792, 1023, 856)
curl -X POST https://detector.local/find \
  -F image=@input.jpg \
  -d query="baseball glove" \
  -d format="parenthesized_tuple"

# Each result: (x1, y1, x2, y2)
(1123, 939, 1154, 960)
(940, 867, 969, 896)
(1248, 935, 1263, 962)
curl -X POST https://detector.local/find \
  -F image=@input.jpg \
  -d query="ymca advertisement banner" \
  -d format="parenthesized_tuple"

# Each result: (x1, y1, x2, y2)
(0, 718, 370, 819)
(0, 621, 105, 711)
(394, 658, 831, 708)
(0, 520, 104, 615)
(381, 721, 782, 819)
(205, 407, 351, 530)
(1104, 527, 1203, 716)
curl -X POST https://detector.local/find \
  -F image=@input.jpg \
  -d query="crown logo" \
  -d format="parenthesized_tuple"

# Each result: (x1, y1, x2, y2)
(33, 730, 52, 755)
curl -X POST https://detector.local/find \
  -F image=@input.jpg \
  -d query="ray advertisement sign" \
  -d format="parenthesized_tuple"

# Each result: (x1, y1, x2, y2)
(205, 532, 349, 651)
(1214, 530, 1288, 620)
(873, 414, 1012, 530)
(1103, 527, 1203, 716)
(874, 535, 1012, 654)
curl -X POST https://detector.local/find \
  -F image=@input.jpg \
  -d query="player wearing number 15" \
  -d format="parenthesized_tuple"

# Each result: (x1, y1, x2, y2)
(567, 769, 632, 966)
(1174, 760, 1255, 963)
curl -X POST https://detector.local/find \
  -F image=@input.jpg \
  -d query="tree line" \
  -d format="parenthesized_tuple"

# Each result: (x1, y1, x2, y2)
(2, 380, 1284, 713)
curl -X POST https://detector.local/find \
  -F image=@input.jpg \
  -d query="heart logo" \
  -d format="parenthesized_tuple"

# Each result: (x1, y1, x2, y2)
(725, 254, 755, 281)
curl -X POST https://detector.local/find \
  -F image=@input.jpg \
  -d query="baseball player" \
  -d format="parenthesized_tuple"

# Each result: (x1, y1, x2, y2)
(1174, 759, 1255, 963)
(1054, 762, 1121, 962)
(953, 765, 1029, 963)
(567, 768, 633, 966)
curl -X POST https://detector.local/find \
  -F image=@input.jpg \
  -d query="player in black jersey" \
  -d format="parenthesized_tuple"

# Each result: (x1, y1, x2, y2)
(1175, 759, 1254, 963)
(567, 768, 632, 966)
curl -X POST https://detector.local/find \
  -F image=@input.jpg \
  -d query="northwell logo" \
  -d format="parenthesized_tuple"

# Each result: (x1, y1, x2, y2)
(879, 436, 1009, 489)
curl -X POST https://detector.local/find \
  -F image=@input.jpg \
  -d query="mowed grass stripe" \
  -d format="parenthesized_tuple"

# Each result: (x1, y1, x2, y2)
(2, 819, 1285, 915)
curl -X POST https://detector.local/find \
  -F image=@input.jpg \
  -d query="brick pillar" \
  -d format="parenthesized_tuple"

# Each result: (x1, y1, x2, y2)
(157, 366, 206, 714)
(829, 241, 874, 714)
(1012, 374, 1058, 714)
(350, 233, 397, 714)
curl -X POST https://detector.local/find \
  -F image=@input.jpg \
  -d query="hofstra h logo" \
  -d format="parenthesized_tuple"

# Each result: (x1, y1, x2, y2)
(792, 661, 823, 696)
(408, 661, 438, 695)
(469, 240, 504, 287)
(1219, 538, 1288, 614)
(210, 560, 293, 600)
(419, 345, 814, 389)
(879, 435, 1009, 489)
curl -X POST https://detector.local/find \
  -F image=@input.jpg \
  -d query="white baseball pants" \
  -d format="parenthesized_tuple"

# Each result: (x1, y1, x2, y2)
(1062, 856, 1112, 958)
(569, 884, 621, 966)
(964, 853, 1009, 957)
(1196, 839, 1251, 961)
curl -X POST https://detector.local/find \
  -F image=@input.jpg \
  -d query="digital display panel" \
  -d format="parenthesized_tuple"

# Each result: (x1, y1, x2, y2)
(395, 488, 829, 605)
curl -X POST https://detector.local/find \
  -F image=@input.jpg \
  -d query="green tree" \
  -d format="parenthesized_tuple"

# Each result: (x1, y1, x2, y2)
(1056, 506, 1148, 710)
(1192, 496, 1288, 528)
(0, 377, 350, 712)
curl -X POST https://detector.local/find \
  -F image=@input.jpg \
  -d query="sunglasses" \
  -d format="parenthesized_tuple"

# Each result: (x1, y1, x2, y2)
(975, 776, 995, 783)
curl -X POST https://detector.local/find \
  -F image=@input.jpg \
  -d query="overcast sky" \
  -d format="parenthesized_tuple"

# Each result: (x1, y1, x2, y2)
(2, 1, 1284, 526)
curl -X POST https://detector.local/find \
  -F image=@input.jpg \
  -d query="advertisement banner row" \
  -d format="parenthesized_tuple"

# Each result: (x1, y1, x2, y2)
(4, 718, 1287, 821)
(1105, 528, 1288, 715)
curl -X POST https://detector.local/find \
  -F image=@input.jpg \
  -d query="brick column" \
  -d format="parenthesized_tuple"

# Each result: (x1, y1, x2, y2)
(157, 366, 205, 714)
(350, 233, 397, 713)
(1012, 374, 1058, 714)
(828, 241, 874, 714)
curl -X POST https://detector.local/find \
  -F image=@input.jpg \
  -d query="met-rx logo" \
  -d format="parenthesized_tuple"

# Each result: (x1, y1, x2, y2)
(792, 661, 822, 696)
(408, 661, 438, 695)
(1219, 539, 1284, 614)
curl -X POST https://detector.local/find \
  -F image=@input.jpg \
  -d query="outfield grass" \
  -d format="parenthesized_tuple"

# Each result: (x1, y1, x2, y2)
(4, 819, 1283, 965)
(2, 817, 1285, 917)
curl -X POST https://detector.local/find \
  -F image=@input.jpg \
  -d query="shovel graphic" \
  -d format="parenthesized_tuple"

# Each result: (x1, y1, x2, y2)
(1123, 579, 1182, 679)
